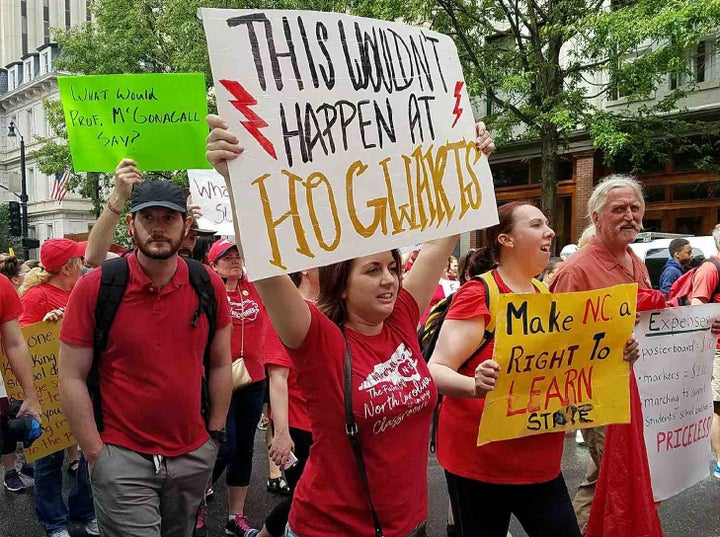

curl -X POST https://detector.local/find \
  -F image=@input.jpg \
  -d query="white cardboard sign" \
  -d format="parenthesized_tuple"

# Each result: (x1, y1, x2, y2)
(188, 169, 235, 236)
(202, 8, 498, 280)
(635, 305, 720, 501)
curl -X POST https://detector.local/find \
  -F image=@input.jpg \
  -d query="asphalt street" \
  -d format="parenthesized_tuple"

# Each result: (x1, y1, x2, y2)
(0, 433, 718, 537)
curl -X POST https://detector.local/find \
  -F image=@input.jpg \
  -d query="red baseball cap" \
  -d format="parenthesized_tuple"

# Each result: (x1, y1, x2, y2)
(40, 239, 86, 272)
(207, 238, 238, 264)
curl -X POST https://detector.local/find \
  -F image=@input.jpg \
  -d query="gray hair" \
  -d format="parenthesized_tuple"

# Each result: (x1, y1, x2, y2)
(712, 224, 720, 250)
(587, 174, 645, 218)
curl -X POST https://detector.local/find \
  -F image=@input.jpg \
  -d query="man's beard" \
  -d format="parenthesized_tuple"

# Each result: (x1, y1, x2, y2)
(136, 231, 185, 260)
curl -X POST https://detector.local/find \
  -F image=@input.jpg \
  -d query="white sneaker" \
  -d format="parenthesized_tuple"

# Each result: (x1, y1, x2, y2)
(576, 430, 585, 445)
(48, 530, 71, 537)
(85, 518, 100, 536)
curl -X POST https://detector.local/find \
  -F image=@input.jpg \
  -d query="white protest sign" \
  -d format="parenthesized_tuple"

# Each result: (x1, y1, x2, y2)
(635, 304, 720, 501)
(202, 9, 498, 281)
(188, 169, 235, 236)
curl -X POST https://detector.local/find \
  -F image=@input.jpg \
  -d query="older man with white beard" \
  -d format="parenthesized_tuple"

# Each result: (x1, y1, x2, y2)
(550, 175, 654, 534)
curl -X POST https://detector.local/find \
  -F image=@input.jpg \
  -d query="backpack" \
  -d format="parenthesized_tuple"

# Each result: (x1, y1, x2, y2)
(418, 270, 545, 362)
(419, 270, 546, 452)
(87, 256, 217, 432)
(667, 258, 720, 307)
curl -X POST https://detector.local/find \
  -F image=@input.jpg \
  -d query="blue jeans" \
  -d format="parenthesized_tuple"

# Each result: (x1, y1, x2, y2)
(212, 379, 266, 487)
(35, 450, 95, 534)
(285, 525, 300, 537)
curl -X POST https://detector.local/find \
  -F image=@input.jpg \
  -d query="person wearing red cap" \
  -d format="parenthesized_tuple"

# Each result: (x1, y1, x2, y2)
(18, 238, 97, 537)
(194, 238, 268, 536)
(19, 239, 86, 326)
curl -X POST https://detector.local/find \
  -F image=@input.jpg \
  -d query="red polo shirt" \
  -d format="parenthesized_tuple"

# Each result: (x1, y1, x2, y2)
(60, 254, 231, 456)
(551, 237, 651, 293)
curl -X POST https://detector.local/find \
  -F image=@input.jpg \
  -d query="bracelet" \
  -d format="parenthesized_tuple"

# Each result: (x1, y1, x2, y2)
(106, 200, 122, 215)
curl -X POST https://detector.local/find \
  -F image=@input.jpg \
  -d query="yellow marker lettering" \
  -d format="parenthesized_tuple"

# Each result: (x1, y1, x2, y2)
(304, 172, 341, 252)
(346, 160, 387, 237)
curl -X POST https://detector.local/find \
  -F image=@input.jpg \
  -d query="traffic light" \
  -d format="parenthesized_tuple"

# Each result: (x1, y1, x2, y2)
(8, 201, 21, 237)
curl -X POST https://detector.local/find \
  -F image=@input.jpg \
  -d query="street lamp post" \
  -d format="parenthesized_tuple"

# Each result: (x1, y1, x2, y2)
(7, 121, 30, 258)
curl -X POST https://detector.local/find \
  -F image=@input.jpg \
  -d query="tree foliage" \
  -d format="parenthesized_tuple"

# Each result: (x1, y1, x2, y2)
(37, 0, 720, 230)
(353, 0, 720, 221)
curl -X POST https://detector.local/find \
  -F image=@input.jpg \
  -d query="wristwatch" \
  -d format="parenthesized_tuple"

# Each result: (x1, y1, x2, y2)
(209, 428, 227, 443)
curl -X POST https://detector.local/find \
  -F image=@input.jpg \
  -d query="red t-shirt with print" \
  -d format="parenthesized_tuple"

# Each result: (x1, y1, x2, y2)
(19, 282, 72, 327)
(263, 325, 311, 432)
(287, 288, 437, 537)
(437, 272, 565, 484)
(227, 278, 267, 382)
(0, 275, 23, 417)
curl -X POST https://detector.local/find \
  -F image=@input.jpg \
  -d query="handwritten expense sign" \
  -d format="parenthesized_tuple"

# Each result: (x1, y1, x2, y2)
(58, 73, 211, 172)
(202, 9, 499, 280)
(635, 305, 720, 501)
(477, 284, 638, 445)
(0, 322, 75, 462)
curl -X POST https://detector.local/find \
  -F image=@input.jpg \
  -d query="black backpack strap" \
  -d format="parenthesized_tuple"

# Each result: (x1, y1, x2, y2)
(343, 332, 384, 537)
(91, 257, 130, 432)
(184, 258, 217, 428)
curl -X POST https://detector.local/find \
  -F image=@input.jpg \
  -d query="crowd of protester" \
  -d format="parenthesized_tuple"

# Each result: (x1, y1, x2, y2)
(0, 114, 718, 537)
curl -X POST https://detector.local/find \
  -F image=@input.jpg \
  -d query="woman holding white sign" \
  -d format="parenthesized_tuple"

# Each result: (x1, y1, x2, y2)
(428, 202, 639, 537)
(206, 114, 494, 537)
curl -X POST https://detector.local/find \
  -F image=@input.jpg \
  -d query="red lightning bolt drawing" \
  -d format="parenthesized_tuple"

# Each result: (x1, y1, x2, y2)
(220, 79, 277, 160)
(452, 81, 465, 128)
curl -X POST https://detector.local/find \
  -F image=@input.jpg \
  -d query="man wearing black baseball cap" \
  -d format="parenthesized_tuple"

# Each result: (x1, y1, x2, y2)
(59, 177, 233, 537)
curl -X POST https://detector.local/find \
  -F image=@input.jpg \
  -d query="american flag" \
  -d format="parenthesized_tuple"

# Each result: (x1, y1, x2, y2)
(51, 170, 70, 202)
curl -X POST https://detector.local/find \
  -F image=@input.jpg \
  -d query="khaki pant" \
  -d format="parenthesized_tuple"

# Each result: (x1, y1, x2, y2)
(88, 440, 219, 537)
(572, 426, 606, 535)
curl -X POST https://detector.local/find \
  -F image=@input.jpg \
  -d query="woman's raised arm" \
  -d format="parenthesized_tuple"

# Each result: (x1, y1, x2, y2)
(206, 114, 310, 349)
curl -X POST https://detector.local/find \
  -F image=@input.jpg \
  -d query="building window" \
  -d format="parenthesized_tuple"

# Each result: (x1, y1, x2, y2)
(46, 224, 54, 238)
(671, 40, 710, 89)
(27, 167, 36, 201)
(21, 0, 28, 56)
(43, 0, 50, 43)
(87, 3, 92, 21)
(8, 67, 19, 91)
(26, 108, 34, 136)
(23, 58, 35, 83)
(28, 226, 36, 240)
(40, 49, 52, 75)
(65, 0, 72, 29)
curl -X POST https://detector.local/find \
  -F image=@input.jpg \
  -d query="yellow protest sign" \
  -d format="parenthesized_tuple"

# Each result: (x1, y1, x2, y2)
(477, 283, 638, 446)
(0, 321, 75, 462)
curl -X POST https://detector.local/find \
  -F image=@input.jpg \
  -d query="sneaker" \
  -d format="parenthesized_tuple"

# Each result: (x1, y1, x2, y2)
(226, 515, 252, 536)
(714, 462, 720, 479)
(244, 530, 261, 537)
(575, 430, 586, 446)
(84, 518, 100, 536)
(194, 506, 208, 537)
(48, 530, 71, 537)
(4, 469, 26, 492)
(205, 486, 214, 500)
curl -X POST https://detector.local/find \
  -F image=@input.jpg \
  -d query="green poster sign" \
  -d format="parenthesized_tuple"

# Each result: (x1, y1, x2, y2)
(58, 73, 211, 172)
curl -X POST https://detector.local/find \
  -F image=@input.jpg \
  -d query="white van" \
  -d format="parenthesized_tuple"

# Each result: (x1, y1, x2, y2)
(629, 233, 718, 289)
